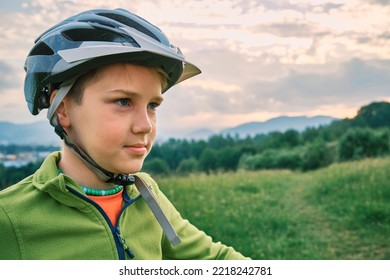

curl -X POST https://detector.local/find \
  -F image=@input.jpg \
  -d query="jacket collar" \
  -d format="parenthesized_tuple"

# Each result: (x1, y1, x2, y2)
(32, 152, 138, 207)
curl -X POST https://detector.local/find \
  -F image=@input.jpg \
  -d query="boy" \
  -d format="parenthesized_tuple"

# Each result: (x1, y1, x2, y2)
(0, 8, 249, 260)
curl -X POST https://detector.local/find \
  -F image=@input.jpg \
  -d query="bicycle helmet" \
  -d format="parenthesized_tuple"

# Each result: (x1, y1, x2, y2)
(24, 8, 201, 115)
(23, 8, 201, 185)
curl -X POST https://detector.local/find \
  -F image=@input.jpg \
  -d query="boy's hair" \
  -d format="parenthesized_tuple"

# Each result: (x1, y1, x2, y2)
(66, 64, 169, 104)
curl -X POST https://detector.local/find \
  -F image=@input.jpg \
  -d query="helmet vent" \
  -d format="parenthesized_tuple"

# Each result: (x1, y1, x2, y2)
(29, 42, 54, 56)
(98, 12, 161, 43)
(62, 28, 138, 45)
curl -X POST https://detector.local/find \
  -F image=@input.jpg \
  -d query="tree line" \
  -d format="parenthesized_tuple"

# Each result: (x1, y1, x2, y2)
(142, 101, 390, 175)
(1, 101, 389, 189)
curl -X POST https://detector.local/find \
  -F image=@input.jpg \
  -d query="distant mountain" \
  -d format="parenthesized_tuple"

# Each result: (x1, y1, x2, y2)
(220, 116, 338, 138)
(186, 128, 215, 140)
(0, 115, 338, 145)
(0, 121, 60, 145)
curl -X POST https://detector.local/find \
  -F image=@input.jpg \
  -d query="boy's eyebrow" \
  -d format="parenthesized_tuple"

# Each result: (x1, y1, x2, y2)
(108, 89, 164, 102)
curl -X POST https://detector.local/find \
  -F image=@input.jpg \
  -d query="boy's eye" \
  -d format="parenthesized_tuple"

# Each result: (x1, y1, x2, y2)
(116, 99, 130, 107)
(147, 102, 160, 110)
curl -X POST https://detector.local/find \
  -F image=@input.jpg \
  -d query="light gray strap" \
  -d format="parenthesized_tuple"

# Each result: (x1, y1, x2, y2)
(47, 79, 76, 126)
(62, 134, 112, 182)
(134, 175, 181, 246)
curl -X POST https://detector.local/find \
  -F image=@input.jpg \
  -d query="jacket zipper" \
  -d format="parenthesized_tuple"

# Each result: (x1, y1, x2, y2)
(114, 191, 141, 259)
(66, 186, 140, 259)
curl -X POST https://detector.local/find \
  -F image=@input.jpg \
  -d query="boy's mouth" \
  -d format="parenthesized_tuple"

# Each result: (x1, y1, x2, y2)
(124, 143, 148, 155)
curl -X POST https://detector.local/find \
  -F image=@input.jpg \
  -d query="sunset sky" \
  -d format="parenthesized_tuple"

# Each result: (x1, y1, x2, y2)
(0, 0, 389, 137)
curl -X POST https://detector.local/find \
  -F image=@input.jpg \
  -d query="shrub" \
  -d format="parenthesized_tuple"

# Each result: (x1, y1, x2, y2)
(339, 128, 390, 161)
(142, 158, 170, 176)
(176, 157, 199, 175)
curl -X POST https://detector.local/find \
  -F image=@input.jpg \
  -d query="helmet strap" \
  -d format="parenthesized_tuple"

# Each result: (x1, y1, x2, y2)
(47, 79, 76, 128)
(61, 128, 135, 186)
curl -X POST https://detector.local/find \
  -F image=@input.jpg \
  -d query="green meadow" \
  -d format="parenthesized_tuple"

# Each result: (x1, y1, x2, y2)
(159, 156, 390, 260)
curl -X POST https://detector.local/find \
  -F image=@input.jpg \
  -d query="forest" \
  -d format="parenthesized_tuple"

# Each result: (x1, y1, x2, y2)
(1, 101, 389, 190)
(142, 101, 390, 175)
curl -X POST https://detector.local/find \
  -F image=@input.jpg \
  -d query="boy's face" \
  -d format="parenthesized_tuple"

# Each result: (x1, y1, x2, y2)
(62, 63, 164, 175)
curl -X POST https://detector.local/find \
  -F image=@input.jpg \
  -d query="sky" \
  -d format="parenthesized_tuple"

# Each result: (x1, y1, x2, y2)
(0, 0, 389, 138)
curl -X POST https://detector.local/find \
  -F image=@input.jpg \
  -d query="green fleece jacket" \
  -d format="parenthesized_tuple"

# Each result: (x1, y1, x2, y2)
(0, 152, 249, 260)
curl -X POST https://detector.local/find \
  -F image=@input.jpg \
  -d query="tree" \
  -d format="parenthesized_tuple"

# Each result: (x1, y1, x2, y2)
(282, 129, 301, 147)
(0, 161, 42, 190)
(199, 148, 218, 173)
(353, 101, 390, 128)
(338, 128, 390, 161)
(302, 127, 320, 143)
(176, 157, 199, 175)
(142, 158, 170, 176)
(274, 149, 302, 170)
(238, 149, 279, 170)
(301, 139, 334, 171)
(217, 146, 242, 171)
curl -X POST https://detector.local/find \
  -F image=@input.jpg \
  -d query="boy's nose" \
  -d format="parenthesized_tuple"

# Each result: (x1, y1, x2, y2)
(131, 109, 153, 134)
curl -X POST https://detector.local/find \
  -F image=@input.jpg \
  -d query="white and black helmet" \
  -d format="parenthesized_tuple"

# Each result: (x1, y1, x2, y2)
(24, 8, 201, 115)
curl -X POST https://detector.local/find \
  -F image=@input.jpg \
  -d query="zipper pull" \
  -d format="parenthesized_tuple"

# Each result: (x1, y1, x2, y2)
(116, 227, 135, 259)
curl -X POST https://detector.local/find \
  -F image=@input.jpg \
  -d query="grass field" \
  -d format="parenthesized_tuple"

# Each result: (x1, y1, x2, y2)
(158, 157, 390, 260)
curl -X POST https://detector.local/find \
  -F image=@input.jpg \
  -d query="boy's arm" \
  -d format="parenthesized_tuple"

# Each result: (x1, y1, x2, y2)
(161, 207, 250, 260)
(0, 204, 22, 259)
(139, 177, 249, 260)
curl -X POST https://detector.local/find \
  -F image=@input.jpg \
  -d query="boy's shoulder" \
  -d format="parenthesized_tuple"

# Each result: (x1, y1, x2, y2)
(133, 172, 164, 198)
(133, 172, 159, 189)
(0, 174, 35, 205)
(134, 172, 155, 183)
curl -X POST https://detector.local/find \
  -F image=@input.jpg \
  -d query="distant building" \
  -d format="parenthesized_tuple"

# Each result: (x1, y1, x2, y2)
(2, 160, 30, 168)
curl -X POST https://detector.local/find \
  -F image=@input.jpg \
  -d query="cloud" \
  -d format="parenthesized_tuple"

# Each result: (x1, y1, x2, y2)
(258, 22, 328, 38)
(0, 61, 18, 90)
(160, 45, 390, 125)
(253, 58, 390, 112)
(314, 3, 345, 13)
(0, 0, 27, 11)
(367, 0, 390, 5)
(379, 32, 390, 40)
(0, 0, 389, 135)
(172, 56, 390, 116)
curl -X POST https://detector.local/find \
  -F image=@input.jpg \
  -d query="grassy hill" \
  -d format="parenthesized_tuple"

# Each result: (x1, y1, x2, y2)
(158, 156, 390, 260)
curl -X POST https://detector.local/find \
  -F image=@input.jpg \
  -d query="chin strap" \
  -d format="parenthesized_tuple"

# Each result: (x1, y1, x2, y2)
(55, 124, 135, 185)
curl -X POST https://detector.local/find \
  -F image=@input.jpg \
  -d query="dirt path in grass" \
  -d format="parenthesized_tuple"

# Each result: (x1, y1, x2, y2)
(283, 174, 354, 259)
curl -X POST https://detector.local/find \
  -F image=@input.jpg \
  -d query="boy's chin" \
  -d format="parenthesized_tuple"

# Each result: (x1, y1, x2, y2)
(108, 160, 145, 175)
(118, 166, 143, 175)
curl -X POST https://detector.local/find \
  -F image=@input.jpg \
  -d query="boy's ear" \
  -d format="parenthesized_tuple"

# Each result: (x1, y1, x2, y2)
(49, 89, 58, 105)
(50, 89, 70, 128)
